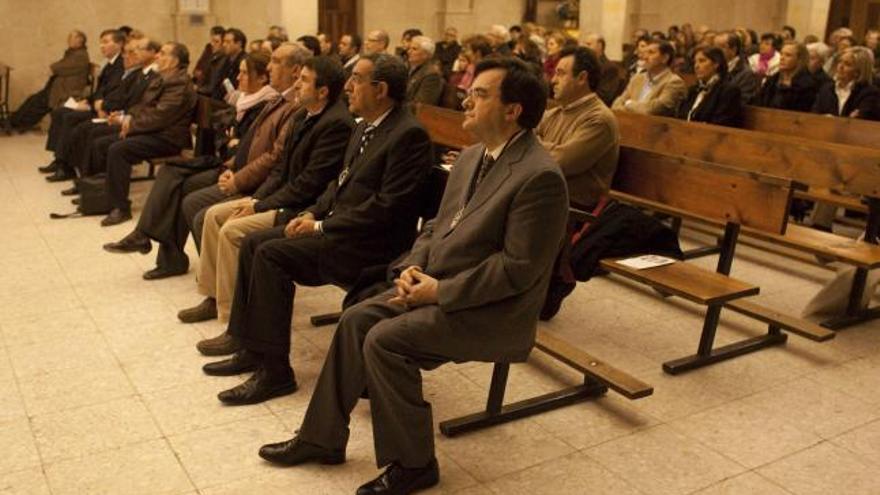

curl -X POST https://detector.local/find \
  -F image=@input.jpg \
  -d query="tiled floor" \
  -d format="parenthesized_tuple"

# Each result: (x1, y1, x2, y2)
(1, 132, 879, 494)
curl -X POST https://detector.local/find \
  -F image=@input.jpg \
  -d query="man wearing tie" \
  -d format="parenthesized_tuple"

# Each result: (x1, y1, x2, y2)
(257, 57, 569, 495)
(198, 53, 434, 407)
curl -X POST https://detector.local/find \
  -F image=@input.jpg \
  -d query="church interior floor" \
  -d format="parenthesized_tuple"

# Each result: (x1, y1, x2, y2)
(1, 132, 879, 495)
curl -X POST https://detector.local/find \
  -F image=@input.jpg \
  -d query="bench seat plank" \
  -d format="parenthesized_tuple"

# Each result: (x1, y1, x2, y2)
(744, 224, 880, 269)
(600, 257, 759, 305)
(534, 329, 654, 399)
(724, 299, 835, 342)
(793, 188, 868, 213)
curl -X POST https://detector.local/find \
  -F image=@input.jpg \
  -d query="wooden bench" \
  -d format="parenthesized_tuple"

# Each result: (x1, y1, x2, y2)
(742, 105, 880, 217)
(407, 104, 654, 436)
(615, 111, 880, 329)
(605, 148, 833, 373)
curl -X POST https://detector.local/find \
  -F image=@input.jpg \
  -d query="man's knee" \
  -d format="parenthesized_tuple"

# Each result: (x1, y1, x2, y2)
(362, 317, 408, 363)
(218, 220, 249, 247)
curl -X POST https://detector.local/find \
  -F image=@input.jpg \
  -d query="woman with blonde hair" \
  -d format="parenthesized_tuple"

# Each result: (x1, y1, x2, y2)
(813, 46, 880, 119)
(757, 41, 818, 112)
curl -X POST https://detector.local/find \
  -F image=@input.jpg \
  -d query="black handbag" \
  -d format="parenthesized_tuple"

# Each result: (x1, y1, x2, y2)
(49, 174, 111, 219)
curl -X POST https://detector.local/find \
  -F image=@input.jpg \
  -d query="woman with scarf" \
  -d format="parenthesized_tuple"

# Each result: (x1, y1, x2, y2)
(102, 50, 279, 280)
(757, 41, 818, 112)
(676, 46, 743, 126)
(748, 32, 782, 81)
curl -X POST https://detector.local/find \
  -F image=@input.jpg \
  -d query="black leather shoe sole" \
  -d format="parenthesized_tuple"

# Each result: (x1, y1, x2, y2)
(103, 241, 152, 254)
(258, 442, 345, 466)
(143, 266, 188, 280)
(46, 173, 74, 182)
(61, 186, 79, 196)
(101, 212, 132, 227)
(218, 380, 298, 406)
(203, 357, 258, 376)
(38, 163, 58, 173)
(196, 337, 239, 356)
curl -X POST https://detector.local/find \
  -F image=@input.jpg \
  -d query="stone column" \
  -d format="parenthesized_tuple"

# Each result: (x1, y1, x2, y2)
(785, 0, 832, 40)
(579, 0, 631, 61)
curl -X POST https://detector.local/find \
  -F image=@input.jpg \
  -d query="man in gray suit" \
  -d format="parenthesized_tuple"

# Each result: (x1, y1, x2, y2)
(257, 57, 569, 495)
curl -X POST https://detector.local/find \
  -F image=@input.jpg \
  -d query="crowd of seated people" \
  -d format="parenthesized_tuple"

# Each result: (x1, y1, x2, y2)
(19, 18, 880, 494)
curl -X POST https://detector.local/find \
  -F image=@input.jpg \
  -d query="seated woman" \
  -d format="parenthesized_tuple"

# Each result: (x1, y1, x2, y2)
(446, 34, 493, 109)
(812, 46, 880, 120)
(748, 32, 781, 81)
(757, 41, 818, 112)
(676, 46, 743, 126)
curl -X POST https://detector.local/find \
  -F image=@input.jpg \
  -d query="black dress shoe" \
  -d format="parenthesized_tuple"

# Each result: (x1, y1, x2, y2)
(101, 208, 132, 227)
(61, 185, 79, 196)
(218, 367, 297, 405)
(46, 169, 75, 182)
(357, 459, 439, 495)
(103, 231, 152, 254)
(196, 329, 239, 356)
(142, 263, 188, 280)
(71, 198, 80, 205)
(258, 436, 345, 466)
(203, 349, 260, 376)
(38, 161, 58, 173)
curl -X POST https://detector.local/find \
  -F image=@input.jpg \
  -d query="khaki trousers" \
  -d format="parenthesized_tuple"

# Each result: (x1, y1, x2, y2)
(198, 197, 276, 321)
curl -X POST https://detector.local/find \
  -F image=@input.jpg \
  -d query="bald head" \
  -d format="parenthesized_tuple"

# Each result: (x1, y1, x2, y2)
(364, 30, 389, 54)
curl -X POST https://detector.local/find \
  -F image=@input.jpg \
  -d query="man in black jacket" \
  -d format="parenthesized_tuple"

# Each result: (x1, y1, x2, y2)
(202, 28, 246, 101)
(197, 53, 434, 406)
(42, 29, 125, 181)
(714, 31, 759, 105)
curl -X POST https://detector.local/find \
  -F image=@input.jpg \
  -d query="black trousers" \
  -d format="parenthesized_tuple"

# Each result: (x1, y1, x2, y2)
(79, 124, 119, 176)
(101, 134, 180, 211)
(298, 289, 453, 469)
(47, 107, 92, 154)
(137, 165, 228, 269)
(227, 229, 363, 357)
(10, 87, 50, 130)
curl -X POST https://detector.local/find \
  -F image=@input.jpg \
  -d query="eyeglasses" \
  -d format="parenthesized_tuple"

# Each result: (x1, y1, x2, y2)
(464, 87, 491, 100)
(349, 73, 380, 85)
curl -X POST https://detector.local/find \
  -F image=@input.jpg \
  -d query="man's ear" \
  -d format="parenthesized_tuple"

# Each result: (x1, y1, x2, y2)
(506, 102, 523, 124)
(374, 80, 390, 100)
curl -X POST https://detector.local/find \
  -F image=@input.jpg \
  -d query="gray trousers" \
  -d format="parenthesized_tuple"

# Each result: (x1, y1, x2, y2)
(298, 288, 455, 469)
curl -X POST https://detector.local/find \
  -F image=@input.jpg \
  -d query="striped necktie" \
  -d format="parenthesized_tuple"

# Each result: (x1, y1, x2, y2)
(338, 124, 376, 186)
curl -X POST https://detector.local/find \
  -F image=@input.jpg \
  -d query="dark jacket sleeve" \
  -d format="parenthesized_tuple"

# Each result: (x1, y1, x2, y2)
(412, 72, 444, 105)
(50, 49, 90, 76)
(811, 82, 837, 115)
(851, 83, 880, 120)
(310, 124, 433, 235)
(129, 75, 192, 134)
(255, 118, 353, 212)
(706, 83, 743, 127)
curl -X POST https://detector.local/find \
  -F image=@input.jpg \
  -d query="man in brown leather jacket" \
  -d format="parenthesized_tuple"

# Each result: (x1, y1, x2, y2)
(93, 42, 197, 226)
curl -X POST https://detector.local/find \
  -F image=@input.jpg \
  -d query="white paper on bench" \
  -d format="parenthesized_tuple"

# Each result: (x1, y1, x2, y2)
(615, 255, 678, 270)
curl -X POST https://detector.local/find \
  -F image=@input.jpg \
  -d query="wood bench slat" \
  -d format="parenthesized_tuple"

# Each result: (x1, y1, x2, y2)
(534, 329, 653, 399)
(744, 224, 880, 269)
(600, 258, 759, 305)
(793, 188, 868, 213)
(724, 299, 835, 342)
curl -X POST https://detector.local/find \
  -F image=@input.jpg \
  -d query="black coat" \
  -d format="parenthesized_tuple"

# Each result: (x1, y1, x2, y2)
(91, 55, 125, 103)
(253, 99, 356, 224)
(206, 51, 245, 101)
(305, 105, 434, 265)
(757, 70, 819, 112)
(102, 68, 154, 112)
(676, 78, 744, 127)
(812, 81, 880, 120)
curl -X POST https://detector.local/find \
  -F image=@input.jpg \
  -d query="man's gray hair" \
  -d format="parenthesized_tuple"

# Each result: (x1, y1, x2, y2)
(410, 35, 435, 56)
(278, 42, 313, 67)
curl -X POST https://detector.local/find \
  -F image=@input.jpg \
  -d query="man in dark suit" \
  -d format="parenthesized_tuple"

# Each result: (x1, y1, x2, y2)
(42, 29, 125, 181)
(714, 31, 759, 105)
(203, 28, 247, 101)
(197, 53, 434, 407)
(256, 57, 568, 495)
(92, 42, 197, 226)
(584, 33, 627, 106)
(405, 36, 443, 106)
(338, 33, 362, 80)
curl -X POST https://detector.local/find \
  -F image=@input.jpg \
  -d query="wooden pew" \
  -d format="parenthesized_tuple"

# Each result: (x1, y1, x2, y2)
(615, 111, 880, 329)
(741, 105, 880, 216)
(410, 104, 654, 437)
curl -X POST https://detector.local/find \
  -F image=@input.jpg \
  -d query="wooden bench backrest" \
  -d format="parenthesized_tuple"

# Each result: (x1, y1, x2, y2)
(742, 105, 880, 151)
(614, 147, 795, 234)
(615, 111, 880, 198)
(414, 103, 475, 149)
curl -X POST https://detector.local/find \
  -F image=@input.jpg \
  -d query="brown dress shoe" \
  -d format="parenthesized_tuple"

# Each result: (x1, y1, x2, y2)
(196, 331, 241, 356)
(178, 297, 217, 323)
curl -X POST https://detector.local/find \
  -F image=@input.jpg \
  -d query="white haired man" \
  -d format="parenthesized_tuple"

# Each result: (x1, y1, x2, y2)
(405, 35, 443, 106)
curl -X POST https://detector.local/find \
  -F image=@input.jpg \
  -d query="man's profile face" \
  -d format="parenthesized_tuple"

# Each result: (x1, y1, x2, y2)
(552, 55, 583, 104)
(157, 44, 179, 72)
(223, 33, 241, 56)
(339, 35, 354, 57)
(345, 59, 380, 115)
(294, 66, 321, 107)
(462, 68, 508, 136)
(100, 34, 121, 59)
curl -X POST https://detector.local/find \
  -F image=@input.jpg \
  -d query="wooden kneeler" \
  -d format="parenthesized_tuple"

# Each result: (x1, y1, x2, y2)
(440, 330, 653, 437)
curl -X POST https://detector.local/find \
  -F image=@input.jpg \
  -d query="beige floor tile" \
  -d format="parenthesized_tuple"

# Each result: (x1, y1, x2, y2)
(0, 308, 98, 348)
(741, 377, 879, 439)
(199, 468, 344, 495)
(807, 357, 880, 405)
(531, 394, 658, 450)
(0, 350, 14, 383)
(142, 377, 273, 436)
(669, 399, 821, 469)
(0, 466, 52, 495)
(0, 286, 81, 326)
(44, 439, 194, 495)
(0, 380, 27, 423)
(831, 419, 880, 467)
(584, 425, 745, 495)
(31, 397, 161, 463)
(454, 486, 495, 495)
(6, 332, 116, 378)
(434, 418, 574, 483)
(484, 451, 642, 495)
(123, 344, 211, 393)
(691, 472, 791, 495)
(0, 419, 42, 475)
(16, 364, 134, 416)
(628, 368, 737, 422)
(757, 441, 879, 495)
(101, 319, 205, 363)
(167, 414, 290, 490)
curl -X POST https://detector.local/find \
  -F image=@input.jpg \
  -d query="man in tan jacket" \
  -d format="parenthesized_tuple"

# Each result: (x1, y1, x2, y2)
(537, 46, 619, 207)
(612, 39, 686, 116)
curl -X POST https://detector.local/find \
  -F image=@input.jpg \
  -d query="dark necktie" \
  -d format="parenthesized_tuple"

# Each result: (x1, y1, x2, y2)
(465, 153, 495, 204)
(338, 124, 376, 185)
